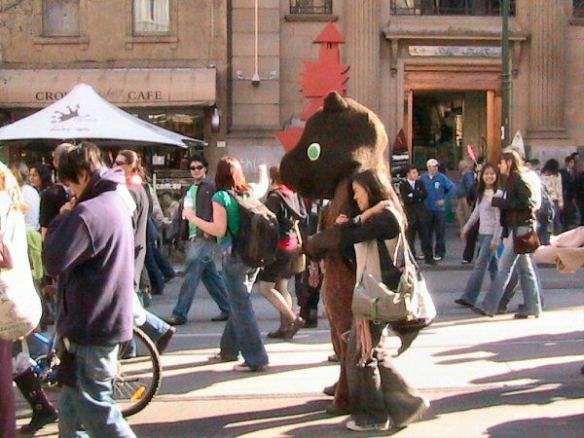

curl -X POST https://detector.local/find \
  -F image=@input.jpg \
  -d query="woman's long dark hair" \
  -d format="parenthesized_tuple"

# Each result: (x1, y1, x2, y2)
(215, 156, 251, 194)
(501, 150, 523, 175)
(31, 163, 53, 191)
(476, 163, 499, 202)
(352, 169, 405, 221)
(541, 158, 560, 176)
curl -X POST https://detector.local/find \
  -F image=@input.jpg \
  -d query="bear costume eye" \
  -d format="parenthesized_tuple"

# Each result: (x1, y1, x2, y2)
(307, 143, 321, 161)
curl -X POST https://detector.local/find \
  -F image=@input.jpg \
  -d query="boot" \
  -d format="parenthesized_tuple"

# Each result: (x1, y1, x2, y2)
(267, 313, 288, 339)
(305, 308, 318, 328)
(14, 368, 58, 435)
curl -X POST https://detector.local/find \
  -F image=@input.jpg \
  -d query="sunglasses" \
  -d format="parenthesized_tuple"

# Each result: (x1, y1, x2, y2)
(190, 165, 205, 171)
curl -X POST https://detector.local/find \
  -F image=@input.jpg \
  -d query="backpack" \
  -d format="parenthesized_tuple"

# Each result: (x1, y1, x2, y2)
(228, 191, 279, 268)
(536, 183, 554, 226)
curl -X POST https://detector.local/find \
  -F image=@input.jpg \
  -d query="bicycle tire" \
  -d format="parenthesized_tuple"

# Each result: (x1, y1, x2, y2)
(114, 327, 162, 417)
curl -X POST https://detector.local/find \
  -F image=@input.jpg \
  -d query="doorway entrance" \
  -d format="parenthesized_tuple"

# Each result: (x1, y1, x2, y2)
(403, 66, 502, 167)
(411, 91, 487, 170)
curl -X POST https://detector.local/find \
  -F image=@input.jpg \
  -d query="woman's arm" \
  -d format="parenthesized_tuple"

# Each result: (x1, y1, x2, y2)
(339, 209, 400, 247)
(183, 201, 227, 237)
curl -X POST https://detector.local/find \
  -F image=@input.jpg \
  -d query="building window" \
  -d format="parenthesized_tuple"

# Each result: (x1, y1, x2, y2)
(289, 0, 333, 15)
(43, 0, 80, 36)
(575, 0, 584, 17)
(391, 0, 515, 16)
(134, 0, 170, 34)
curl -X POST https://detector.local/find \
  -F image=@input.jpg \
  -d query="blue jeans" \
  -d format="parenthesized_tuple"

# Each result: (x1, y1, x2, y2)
(478, 235, 542, 316)
(460, 234, 498, 305)
(58, 343, 135, 438)
(219, 253, 268, 368)
(428, 210, 447, 257)
(145, 243, 175, 295)
(172, 238, 230, 319)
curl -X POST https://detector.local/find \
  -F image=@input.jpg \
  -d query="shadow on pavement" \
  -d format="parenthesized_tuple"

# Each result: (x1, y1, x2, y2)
(486, 413, 584, 438)
(131, 399, 334, 437)
(434, 331, 584, 364)
(157, 361, 335, 396)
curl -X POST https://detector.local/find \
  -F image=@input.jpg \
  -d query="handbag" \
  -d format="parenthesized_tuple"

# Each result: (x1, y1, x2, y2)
(0, 230, 13, 269)
(290, 220, 306, 274)
(351, 208, 437, 324)
(512, 212, 540, 254)
(0, 207, 42, 341)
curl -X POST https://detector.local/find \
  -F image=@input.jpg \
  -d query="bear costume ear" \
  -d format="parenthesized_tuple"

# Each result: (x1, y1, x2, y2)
(323, 91, 349, 113)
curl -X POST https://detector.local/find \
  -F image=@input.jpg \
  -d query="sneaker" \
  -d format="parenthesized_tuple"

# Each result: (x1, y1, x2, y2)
(513, 312, 540, 319)
(415, 254, 425, 261)
(323, 382, 337, 397)
(327, 353, 339, 362)
(325, 403, 350, 416)
(210, 312, 229, 322)
(233, 362, 268, 372)
(433, 255, 443, 261)
(461, 260, 471, 265)
(165, 315, 186, 326)
(345, 419, 389, 431)
(155, 327, 176, 355)
(207, 353, 238, 363)
(454, 298, 472, 308)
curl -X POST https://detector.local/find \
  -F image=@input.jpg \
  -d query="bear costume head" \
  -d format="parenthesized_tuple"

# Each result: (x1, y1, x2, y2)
(280, 91, 388, 199)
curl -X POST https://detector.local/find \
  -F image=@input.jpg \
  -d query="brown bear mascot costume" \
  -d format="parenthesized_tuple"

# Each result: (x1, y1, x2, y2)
(280, 91, 392, 414)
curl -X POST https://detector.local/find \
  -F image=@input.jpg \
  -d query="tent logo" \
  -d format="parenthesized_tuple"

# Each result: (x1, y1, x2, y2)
(51, 104, 90, 123)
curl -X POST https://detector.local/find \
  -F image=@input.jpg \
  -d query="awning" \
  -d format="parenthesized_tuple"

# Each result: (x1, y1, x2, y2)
(0, 68, 216, 108)
(0, 83, 205, 148)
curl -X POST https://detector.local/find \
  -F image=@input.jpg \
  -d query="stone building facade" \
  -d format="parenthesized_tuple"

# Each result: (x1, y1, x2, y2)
(0, 0, 583, 177)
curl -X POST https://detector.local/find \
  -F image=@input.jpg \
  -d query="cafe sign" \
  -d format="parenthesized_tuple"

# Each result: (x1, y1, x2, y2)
(0, 68, 216, 108)
(409, 46, 501, 57)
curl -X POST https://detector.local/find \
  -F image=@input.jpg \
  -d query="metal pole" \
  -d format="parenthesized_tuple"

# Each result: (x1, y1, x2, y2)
(501, 0, 511, 146)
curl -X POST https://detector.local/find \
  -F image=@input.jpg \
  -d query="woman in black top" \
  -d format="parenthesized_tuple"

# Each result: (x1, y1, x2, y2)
(259, 166, 307, 340)
(335, 169, 429, 432)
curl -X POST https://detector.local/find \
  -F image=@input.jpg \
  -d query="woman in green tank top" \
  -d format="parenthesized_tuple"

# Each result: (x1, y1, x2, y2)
(182, 156, 269, 371)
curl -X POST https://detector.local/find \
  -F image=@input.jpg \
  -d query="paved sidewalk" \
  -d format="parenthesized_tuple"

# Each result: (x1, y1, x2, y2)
(15, 225, 584, 437)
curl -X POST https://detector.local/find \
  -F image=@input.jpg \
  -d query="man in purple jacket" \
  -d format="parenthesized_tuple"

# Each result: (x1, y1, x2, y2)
(43, 142, 135, 438)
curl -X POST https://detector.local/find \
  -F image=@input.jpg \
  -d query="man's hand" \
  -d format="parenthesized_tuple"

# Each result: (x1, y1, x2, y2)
(59, 196, 77, 214)
(436, 199, 445, 206)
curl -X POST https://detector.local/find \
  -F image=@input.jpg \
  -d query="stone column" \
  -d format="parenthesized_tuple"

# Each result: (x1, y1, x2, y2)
(344, 0, 380, 111)
(527, 0, 567, 140)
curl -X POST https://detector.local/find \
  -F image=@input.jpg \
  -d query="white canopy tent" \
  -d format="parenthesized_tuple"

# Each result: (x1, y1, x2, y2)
(0, 83, 205, 148)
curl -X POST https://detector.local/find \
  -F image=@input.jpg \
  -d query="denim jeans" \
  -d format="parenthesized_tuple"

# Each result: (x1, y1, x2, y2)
(219, 253, 269, 368)
(460, 234, 498, 305)
(145, 243, 175, 295)
(58, 343, 135, 438)
(427, 210, 447, 257)
(478, 235, 542, 316)
(172, 238, 230, 320)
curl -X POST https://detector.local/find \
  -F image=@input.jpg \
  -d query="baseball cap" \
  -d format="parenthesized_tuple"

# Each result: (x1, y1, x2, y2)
(426, 158, 439, 167)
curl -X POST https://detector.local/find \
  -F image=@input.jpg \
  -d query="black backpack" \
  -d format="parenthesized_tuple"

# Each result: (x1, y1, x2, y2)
(536, 183, 554, 226)
(228, 191, 279, 268)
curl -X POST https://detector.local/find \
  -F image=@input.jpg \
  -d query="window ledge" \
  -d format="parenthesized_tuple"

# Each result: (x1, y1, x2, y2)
(284, 14, 338, 22)
(32, 35, 89, 45)
(569, 17, 584, 25)
(126, 35, 178, 44)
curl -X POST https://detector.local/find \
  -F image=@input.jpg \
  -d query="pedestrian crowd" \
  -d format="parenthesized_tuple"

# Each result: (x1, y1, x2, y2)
(1, 142, 583, 437)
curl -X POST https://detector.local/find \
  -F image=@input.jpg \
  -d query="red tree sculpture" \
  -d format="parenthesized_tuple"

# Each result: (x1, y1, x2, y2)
(276, 23, 349, 151)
